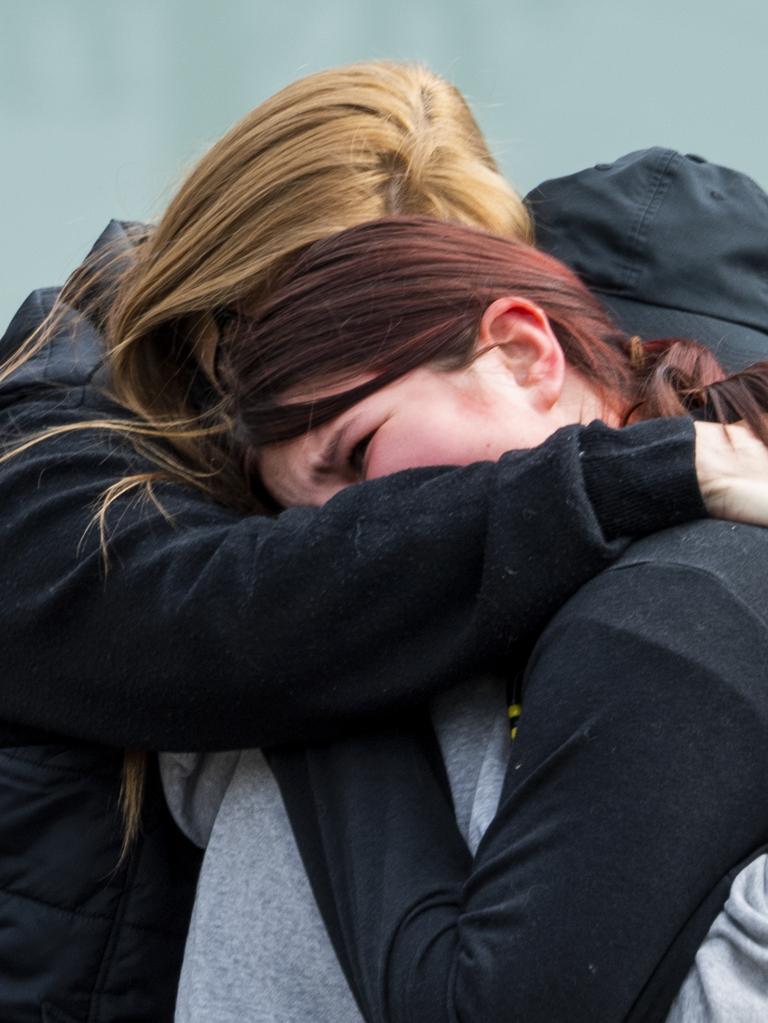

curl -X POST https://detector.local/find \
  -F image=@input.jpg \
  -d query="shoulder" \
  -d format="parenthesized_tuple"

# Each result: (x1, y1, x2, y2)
(616, 519, 768, 602)
(552, 519, 768, 639)
(1, 287, 60, 346)
(525, 521, 768, 712)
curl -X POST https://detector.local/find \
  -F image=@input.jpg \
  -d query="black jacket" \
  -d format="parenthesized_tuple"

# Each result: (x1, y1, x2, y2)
(0, 222, 705, 1020)
(275, 520, 768, 1023)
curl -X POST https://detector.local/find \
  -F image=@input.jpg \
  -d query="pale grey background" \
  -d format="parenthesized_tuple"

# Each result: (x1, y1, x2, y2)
(2, 0, 766, 327)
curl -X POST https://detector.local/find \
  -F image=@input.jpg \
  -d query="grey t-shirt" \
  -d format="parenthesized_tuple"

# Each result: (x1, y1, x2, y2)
(162, 678, 768, 1022)
(667, 853, 768, 1023)
(162, 677, 508, 1023)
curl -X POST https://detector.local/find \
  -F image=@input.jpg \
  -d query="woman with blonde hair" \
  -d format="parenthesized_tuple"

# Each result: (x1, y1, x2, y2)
(0, 63, 763, 1021)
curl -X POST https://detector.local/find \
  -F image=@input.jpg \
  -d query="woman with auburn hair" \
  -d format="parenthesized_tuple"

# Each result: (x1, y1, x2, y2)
(209, 215, 768, 1023)
(0, 62, 765, 1020)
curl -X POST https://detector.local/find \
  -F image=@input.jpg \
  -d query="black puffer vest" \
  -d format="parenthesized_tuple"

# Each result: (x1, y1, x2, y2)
(0, 229, 202, 1021)
(0, 741, 200, 1022)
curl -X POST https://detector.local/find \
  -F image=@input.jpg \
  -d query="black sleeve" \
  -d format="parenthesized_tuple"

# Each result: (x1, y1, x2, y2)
(0, 379, 703, 750)
(277, 561, 768, 1023)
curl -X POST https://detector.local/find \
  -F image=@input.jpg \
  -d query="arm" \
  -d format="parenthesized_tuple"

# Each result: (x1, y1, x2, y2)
(277, 551, 768, 1023)
(0, 387, 705, 750)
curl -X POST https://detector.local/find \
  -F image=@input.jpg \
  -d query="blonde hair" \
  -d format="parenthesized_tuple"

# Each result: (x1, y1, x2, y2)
(0, 60, 532, 854)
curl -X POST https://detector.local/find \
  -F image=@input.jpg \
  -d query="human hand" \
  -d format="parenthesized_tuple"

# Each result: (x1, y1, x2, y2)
(695, 421, 768, 524)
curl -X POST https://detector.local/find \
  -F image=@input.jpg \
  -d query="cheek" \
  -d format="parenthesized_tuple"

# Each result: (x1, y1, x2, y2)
(365, 415, 503, 479)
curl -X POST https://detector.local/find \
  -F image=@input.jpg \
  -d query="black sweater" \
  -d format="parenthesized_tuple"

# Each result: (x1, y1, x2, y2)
(0, 276, 706, 751)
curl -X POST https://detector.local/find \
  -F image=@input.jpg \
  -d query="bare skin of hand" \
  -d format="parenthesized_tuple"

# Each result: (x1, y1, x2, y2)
(695, 421, 768, 525)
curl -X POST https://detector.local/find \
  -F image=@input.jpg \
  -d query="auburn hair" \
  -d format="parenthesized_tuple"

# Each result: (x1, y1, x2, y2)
(222, 216, 768, 454)
(0, 62, 533, 855)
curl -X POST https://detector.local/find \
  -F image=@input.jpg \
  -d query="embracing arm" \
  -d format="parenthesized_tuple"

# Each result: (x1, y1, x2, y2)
(282, 537, 768, 1023)
(0, 382, 703, 750)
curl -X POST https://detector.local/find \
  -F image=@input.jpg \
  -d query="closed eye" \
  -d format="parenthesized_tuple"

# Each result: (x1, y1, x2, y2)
(349, 431, 375, 479)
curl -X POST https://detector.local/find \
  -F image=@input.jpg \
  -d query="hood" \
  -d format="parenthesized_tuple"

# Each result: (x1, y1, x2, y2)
(0, 220, 146, 397)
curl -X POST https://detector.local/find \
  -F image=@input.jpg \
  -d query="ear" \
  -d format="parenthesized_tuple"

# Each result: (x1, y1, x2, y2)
(475, 296, 566, 410)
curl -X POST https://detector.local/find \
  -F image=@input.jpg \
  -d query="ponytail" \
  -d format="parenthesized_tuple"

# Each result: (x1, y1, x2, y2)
(625, 335, 768, 445)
